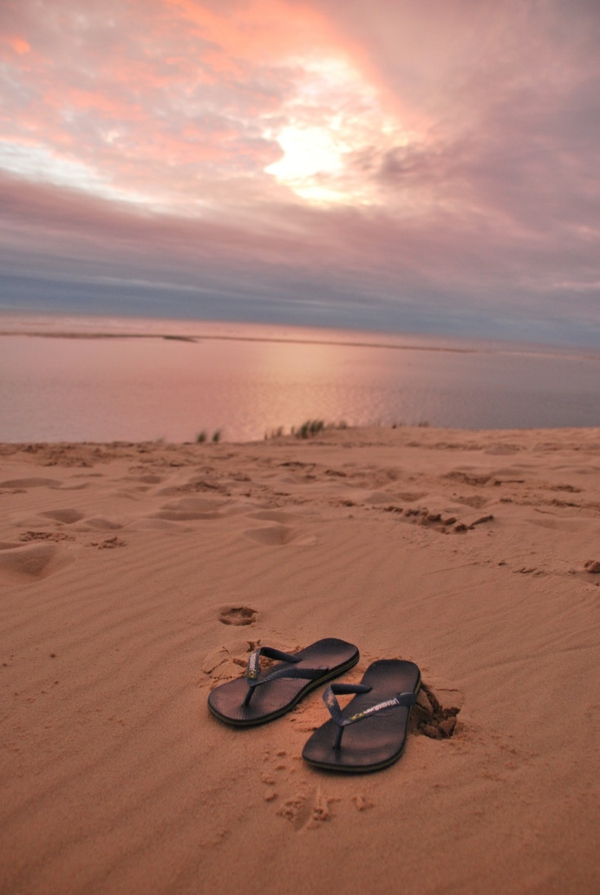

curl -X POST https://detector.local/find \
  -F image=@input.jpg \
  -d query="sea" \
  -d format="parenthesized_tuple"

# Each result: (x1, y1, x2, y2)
(0, 314, 599, 443)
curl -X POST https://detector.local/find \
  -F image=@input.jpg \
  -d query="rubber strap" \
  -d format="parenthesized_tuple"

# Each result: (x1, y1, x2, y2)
(246, 647, 301, 685)
(322, 683, 418, 750)
(243, 646, 327, 706)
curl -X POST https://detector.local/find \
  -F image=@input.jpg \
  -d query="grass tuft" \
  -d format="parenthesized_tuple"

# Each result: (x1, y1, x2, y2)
(262, 419, 350, 441)
(294, 419, 325, 439)
(196, 429, 223, 443)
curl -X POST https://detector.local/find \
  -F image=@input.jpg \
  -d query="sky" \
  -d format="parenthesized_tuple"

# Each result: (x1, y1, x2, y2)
(0, 0, 599, 346)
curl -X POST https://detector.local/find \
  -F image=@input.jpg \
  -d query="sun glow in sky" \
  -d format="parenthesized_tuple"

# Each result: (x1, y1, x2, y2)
(1, 0, 599, 345)
(266, 125, 349, 202)
(264, 55, 413, 206)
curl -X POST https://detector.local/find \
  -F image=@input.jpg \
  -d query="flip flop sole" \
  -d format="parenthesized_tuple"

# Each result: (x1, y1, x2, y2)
(207, 638, 359, 726)
(302, 660, 421, 772)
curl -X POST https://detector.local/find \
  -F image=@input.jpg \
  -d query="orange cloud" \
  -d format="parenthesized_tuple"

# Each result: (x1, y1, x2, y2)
(164, 0, 335, 60)
(1, 0, 599, 345)
(9, 36, 31, 55)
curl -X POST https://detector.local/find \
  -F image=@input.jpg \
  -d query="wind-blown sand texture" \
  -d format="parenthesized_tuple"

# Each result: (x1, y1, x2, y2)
(1, 426, 599, 895)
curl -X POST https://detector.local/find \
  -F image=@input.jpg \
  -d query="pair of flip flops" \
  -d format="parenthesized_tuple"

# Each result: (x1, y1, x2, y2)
(207, 637, 420, 772)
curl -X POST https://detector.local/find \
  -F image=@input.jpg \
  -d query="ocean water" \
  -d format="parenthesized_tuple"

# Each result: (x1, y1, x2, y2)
(0, 314, 599, 443)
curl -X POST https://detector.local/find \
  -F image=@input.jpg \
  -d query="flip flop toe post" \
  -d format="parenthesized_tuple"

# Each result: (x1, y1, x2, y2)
(207, 637, 359, 726)
(302, 659, 421, 772)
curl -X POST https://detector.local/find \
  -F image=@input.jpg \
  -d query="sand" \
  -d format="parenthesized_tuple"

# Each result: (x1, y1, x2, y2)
(1, 425, 599, 894)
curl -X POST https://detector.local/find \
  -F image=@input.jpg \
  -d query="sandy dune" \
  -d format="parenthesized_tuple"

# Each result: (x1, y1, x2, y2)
(1, 426, 599, 894)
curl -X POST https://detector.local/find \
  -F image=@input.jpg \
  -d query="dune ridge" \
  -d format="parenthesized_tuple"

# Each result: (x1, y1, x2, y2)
(1, 426, 599, 894)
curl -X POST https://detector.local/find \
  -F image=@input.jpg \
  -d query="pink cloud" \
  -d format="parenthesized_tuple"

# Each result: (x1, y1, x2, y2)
(3, 35, 31, 55)
(0, 0, 599, 343)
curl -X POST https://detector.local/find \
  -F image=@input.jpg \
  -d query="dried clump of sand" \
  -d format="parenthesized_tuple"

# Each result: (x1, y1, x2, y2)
(1, 426, 599, 894)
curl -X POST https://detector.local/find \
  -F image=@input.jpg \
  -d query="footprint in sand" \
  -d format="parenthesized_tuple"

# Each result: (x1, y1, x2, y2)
(244, 524, 317, 547)
(122, 474, 164, 485)
(89, 537, 126, 549)
(248, 510, 312, 524)
(218, 605, 258, 626)
(0, 542, 73, 584)
(151, 496, 228, 521)
(0, 477, 64, 489)
(20, 531, 75, 543)
(129, 518, 191, 532)
(76, 517, 124, 531)
(39, 509, 85, 524)
(483, 445, 521, 455)
(156, 476, 229, 497)
(364, 490, 399, 505)
(399, 504, 494, 534)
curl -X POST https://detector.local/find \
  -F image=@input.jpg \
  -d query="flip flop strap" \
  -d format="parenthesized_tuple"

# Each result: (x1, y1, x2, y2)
(323, 683, 417, 729)
(245, 646, 326, 689)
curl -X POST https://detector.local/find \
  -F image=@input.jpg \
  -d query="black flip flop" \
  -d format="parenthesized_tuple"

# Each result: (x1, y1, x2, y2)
(207, 638, 359, 726)
(302, 659, 421, 772)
